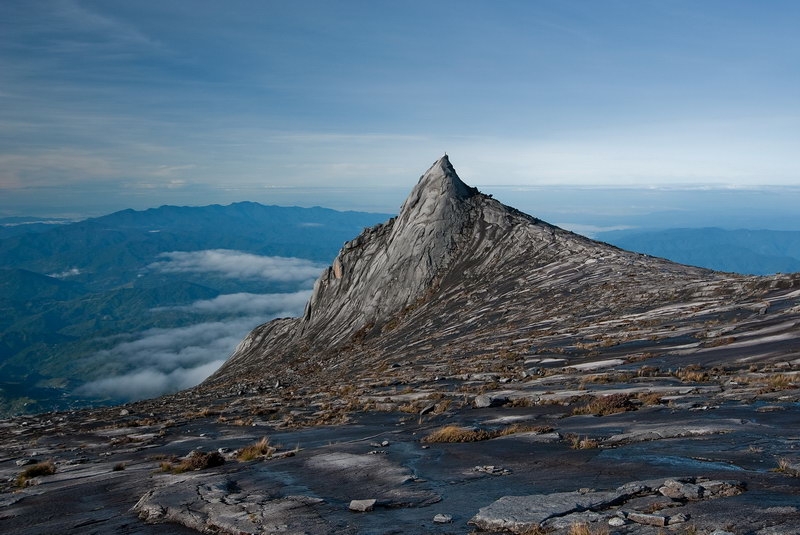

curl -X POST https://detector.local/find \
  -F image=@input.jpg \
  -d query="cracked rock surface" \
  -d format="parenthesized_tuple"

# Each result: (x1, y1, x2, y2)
(2, 157, 800, 534)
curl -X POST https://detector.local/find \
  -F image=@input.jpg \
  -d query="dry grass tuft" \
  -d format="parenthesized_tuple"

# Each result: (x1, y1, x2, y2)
(160, 450, 225, 474)
(16, 460, 56, 487)
(637, 392, 663, 406)
(758, 374, 796, 393)
(422, 423, 553, 443)
(674, 365, 710, 383)
(236, 437, 276, 461)
(566, 434, 600, 449)
(572, 393, 636, 416)
(568, 522, 609, 535)
(520, 525, 553, 535)
(773, 457, 799, 476)
(422, 425, 494, 443)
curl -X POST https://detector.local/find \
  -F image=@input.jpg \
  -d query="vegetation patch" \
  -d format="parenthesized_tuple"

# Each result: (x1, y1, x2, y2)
(566, 434, 600, 449)
(16, 460, 56, 487)
(159, 450, 225, 474)
(572, 393, 637, 416)
(236, 437, 276, 461)
(773, 457, 799, 476)
(422, 424, 553, 443)
(568, 522, 609, 535)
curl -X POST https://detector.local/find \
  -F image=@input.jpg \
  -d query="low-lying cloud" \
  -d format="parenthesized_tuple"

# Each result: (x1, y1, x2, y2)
(76, 290, 311, 402)
(171, 290, 312, 315)
(76, 359, 227, 401)
(149, 249, 324, 282)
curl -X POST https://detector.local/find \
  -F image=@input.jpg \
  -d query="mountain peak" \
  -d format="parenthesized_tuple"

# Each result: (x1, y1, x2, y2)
(399, 155, 478, 218)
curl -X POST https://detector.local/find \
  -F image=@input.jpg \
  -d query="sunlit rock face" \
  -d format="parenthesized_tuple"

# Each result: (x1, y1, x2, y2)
(207, 156, 791, 390)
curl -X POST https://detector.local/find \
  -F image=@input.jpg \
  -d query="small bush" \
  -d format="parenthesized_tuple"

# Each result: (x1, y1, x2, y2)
(773, 457, 799, 476)
(572, 393, 636, 416)
(236, 437, 276, 461)
(637, 392, 663, 406)
(566, 434, 599, 450)
(112, 462, 126, 471)
(160, 451, 225, 474)
(423, 425, 494, 443)
(16, 460, 56, 487)
(759, 374, 796, 393)
(520, 525, 552, 535)
(422, 424, 553, 444)
(568, 522, 608, 535)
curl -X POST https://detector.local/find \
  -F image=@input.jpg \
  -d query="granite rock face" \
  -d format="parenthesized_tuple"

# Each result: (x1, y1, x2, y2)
(208, 155, 732, 387)
(210, 156, 490, 380)
(2, 157, 800, 534)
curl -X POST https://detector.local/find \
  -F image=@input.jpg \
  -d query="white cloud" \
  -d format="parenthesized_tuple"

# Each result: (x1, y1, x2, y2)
(148, 250, 324, 282)
(0, 150, 121, 189)
(48, 267, 81, 278)
(77, 359, 226, 401)
(75, 318, 254, 401)
(75, 290, 311, 402)
(172, 290, 312, 315)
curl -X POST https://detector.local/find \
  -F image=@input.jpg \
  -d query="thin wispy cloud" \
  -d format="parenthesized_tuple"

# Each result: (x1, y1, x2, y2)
(148, 250, 324, 282)
(0, 150, 121, 189)
(1, 2, 798, 220)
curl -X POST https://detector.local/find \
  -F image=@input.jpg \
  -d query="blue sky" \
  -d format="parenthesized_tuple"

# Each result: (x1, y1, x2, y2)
(1, 1, 799, 222)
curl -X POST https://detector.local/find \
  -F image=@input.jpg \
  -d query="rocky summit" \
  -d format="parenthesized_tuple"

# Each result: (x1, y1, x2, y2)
(2, 156, 800, 535)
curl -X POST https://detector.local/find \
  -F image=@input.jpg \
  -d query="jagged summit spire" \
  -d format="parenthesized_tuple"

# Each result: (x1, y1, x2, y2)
(401, 155, 478, 212)
(288, 156, 485, 347)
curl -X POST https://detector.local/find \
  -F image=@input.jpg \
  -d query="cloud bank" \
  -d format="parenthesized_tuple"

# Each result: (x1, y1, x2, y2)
(149, 250, 324, 282)
(173, 290, 313, 315)
(77, 290, 311, 401)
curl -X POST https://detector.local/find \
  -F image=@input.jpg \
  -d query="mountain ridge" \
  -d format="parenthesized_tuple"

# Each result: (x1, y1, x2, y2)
(207, 157, 773, 392)
(3, 158, 800, 535)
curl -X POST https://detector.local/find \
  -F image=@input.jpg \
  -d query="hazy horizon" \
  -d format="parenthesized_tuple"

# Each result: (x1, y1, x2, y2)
(2, 1, 798, 222)
(4, 182, 800, 237)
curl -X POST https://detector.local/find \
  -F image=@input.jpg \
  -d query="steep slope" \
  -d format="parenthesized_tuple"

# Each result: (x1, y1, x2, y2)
(208, 156, 776, 389)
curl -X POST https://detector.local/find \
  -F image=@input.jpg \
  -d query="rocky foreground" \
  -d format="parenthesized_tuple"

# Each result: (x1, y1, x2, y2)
(2, 157, 799, 534)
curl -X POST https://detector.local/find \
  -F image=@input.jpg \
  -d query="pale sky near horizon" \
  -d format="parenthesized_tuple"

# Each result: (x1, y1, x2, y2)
(1, 1, 799, 219)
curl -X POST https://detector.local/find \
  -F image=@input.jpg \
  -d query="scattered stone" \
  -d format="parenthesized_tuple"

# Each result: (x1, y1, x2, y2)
(474, 465, 511, 475)
(367, 450, 387, 455)
(698, 479, 745, 497)
(433, 513, 452, 523)
(669, 512, 689, 525)
(381, 440, 390, 447)
(474, 394, 509, 408)
(15, 458, 38, 467)
(627, 512, 667, 527)
(470, 488, 634, 532)
(119, 409, 129, 416)
(660, 479, 703, 500)
(543, 511, 604, 530)
(608, 516, 626, 527)
(349, 499, 376, 512)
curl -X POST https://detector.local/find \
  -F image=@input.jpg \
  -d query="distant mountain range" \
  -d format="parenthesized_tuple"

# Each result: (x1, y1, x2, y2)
(2, 198, 798, 417)
(0, 203, 390, 416)
(597, 227, 800, 275)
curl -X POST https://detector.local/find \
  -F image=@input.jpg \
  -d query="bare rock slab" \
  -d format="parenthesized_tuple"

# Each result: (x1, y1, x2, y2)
(135, 473, 329, 535)
(348, 499, 376, 512)
(469, 489, 630, 533)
